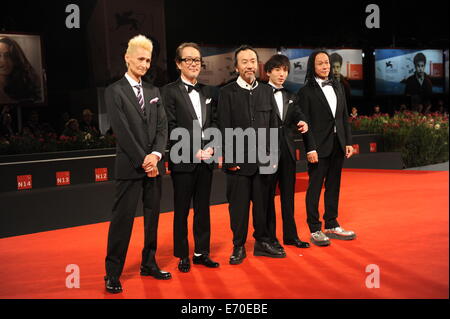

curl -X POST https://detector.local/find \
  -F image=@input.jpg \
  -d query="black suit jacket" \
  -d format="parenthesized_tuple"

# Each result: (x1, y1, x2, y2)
(218, 81, 279, 176)
(161, 78, 218, 172)
(297, 81, 352, 158)
(274, 90, 309, 161)
(105, 77, 168, 180)
(404, 73, 433, 100)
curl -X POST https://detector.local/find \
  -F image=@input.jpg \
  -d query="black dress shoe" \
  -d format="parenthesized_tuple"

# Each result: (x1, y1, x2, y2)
(229, 246, 246, 265)
(140, 265, 172, 280)
(254, 241, 286, 258)
(284, 238, 311, 248)
(104, 275, 122, 294)
(193, 254, 220, 268)
(272, 239, 286, 253)
(178, 257, 191, 273)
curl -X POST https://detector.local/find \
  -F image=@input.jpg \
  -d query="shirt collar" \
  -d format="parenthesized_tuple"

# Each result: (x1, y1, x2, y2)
(268, 81, 283, 90)
(125, 72, 142, 87)
(236, 76, 258, 90)
(315, 76, 326, 85)
(180, 75, 198, 87)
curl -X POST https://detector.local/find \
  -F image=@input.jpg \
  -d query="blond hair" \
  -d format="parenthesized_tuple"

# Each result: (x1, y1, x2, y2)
(126, 35, 153, 55)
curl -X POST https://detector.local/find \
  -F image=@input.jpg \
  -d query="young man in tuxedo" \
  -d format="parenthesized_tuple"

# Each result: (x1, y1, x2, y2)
(104, 35, 170, 294)
(217, 45, 285, 265)
(264, 54, 310, 252)
(297, 51, 356, 247)
(162, 42, 219, 273)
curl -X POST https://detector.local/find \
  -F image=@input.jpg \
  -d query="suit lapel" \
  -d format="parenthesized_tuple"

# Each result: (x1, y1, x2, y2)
(199, 89, 207, 127)
(120, 78, 146, 120)
(143, 85, 153, 122)
(282, 91, 290, 121)
(332, 85, 343, 116)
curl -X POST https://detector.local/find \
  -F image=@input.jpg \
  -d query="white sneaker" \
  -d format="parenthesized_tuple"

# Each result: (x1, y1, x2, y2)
(324, 227, 356, 240)
(310, 231, 331, 246)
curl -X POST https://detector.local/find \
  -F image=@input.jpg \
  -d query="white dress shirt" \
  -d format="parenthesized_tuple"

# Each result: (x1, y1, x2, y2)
(125, 72, 144, 99)
(181, 75, 203, 128)
(124, 72, 162, 160)
(315, 77, 337, 118)
(268, 81, 284, 120)
(307, 77, 338, 155)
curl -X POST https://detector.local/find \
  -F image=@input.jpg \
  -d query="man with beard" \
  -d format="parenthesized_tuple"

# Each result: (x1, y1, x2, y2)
(297, 51, 356, 247)
(218, 45, 285, 265)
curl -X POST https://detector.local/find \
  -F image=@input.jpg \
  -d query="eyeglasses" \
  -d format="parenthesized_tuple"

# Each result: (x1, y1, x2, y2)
(180, 58, 202, 65)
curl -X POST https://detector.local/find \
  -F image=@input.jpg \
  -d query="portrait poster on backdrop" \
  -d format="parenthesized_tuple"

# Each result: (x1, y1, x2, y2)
(0, 33, 46, 105)
(197, 46, 277, 86)
(375, 49, 444, 96)
(280, 48, 363, 96)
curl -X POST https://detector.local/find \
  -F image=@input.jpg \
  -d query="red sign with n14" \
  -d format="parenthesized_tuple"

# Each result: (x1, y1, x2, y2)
(17, 175, 32, 190)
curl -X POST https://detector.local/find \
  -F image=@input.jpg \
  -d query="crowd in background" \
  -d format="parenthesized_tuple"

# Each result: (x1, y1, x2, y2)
(0, 106, 106, 145)
(349, 98, 449, 120)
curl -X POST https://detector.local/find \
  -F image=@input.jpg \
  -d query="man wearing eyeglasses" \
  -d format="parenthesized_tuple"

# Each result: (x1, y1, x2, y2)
(161, 42, 220, 273)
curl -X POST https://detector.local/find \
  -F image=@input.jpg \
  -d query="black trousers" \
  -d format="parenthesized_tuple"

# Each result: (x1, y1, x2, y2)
(105, 176, 161, 277)
(267, 138, 300, 242)
(226, 172, 271, 247)
(171, 163, 213, 258)
(305, 134, 344, 233)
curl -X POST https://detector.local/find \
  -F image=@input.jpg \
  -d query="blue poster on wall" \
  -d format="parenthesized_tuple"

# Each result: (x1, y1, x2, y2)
(375, 49, 444, 95)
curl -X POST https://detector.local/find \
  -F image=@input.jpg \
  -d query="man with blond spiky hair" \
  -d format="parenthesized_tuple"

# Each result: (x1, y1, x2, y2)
(104, 34, 170, 294)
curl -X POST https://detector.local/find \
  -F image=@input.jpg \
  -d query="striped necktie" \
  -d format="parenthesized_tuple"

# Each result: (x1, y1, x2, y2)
(135, 84, 145, 111)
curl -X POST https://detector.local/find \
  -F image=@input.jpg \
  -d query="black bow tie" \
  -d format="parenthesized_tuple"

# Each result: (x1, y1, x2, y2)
(186, 84, 201, 93)
(272, 87, 285, 94)
(321, 80, 333, 87)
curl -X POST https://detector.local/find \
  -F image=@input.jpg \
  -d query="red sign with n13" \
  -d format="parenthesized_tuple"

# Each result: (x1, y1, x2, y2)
(56, 171, 70, 186)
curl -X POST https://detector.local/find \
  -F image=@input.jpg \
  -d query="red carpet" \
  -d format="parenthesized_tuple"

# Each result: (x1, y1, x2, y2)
(0, 169, 448, 299)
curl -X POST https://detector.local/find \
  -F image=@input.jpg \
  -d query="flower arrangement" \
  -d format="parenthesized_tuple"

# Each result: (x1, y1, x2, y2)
(0, 132, 116, 155)
(350, 111, 449, 168)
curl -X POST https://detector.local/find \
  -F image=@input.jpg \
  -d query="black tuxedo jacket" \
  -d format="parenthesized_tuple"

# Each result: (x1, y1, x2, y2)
(274, 90, 309, 161)
(161, 78, 218, 172)
(105, 77, 168, 179)
(297, 81, 352, 158)
(218, 81, 278, 176)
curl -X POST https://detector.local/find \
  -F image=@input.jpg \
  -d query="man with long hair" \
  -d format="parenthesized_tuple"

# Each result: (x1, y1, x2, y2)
(297, 51, 355, 247)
